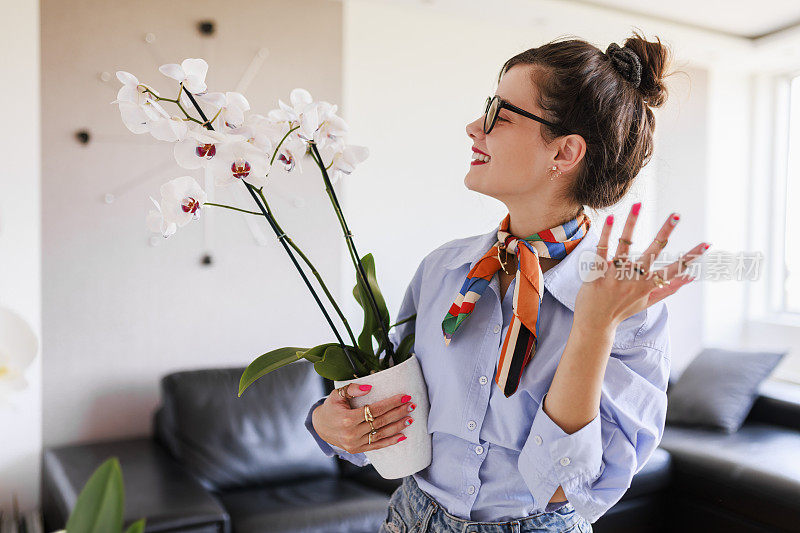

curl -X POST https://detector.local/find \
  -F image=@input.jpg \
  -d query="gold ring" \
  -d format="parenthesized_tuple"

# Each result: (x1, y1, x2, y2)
(338, 385, 353, 400)
(596, 245, 608, 250)
(619, 237, 633, 246)
(652, 272, 670, 288)
(364, 405, 375, 422)
(654, 238, 667, 249)
(368, 428, 378, 444)
(368, 420, 375, 431)
(613, 258, 647, 276)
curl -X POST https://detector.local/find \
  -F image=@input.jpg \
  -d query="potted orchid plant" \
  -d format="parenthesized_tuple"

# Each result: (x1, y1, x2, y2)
(111, 58, 430, 477)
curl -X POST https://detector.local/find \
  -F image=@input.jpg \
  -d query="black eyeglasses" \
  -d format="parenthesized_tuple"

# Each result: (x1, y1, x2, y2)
(483, 95, 573, 136)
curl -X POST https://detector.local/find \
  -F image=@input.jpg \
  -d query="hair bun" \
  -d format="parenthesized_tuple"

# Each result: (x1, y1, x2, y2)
(605, 43, 642, 88)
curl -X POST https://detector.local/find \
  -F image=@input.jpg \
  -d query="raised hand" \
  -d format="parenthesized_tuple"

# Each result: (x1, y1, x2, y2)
(574, 202, 710, 332)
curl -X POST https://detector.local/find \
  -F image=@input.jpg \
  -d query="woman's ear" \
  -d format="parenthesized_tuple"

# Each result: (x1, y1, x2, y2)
(553, 134, 587, 173)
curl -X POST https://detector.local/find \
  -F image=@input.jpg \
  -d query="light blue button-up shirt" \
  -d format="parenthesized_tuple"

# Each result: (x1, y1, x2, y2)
(304, 224, 671, 524)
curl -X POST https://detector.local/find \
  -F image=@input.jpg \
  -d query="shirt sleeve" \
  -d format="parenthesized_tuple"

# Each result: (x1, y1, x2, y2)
(517, 305, 671, 524)
(304, 395, 371, 467)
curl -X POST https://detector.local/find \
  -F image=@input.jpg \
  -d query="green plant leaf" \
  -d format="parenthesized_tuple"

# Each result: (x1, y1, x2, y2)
(123, 519, 146, 533)
(238, 346, 309, 397)
(352, 253, 390, 354)
(313, 344, 370, 380)
(65, 457, 124, 533)
(395, 332, 415, 364)
(297, 342, 340, 364)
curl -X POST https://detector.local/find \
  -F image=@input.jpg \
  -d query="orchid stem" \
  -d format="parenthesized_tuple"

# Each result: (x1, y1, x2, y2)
(180, 86, 364, 377)
(308, 142, 396, 365)
(204, 202, 262, 216)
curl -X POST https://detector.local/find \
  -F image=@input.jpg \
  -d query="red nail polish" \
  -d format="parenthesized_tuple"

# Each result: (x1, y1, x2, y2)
(632, 202, 641, 215)
(401, 395, 411, 403)
(359, 384, 372, 391)
(398, 435, 407, 442)
(673, 214, 680, 221)
(606, 215, 614, 225)
(703, 243, 710, 250)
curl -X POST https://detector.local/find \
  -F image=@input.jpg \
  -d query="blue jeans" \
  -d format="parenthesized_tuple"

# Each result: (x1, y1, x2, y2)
(379, 475, 593, 533)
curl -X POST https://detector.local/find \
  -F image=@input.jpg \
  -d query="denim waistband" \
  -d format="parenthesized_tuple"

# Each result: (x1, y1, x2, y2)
(401, 475, 579, 533)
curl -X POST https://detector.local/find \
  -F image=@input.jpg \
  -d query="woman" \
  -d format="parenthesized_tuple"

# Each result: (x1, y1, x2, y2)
(305, 32, 708, 532)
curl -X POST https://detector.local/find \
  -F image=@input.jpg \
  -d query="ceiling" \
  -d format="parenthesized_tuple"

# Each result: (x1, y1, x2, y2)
(569, 0, 800, 40)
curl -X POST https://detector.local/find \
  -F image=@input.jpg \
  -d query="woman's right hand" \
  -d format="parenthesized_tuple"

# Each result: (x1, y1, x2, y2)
(312, 382, 416, 453)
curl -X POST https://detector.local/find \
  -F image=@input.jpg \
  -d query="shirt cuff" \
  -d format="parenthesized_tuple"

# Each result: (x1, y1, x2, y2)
(304, 396, 371, 467)
(517, 392, 603, 512)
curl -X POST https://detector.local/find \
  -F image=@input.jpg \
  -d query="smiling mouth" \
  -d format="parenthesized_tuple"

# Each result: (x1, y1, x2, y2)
(471, 152, 491, 165)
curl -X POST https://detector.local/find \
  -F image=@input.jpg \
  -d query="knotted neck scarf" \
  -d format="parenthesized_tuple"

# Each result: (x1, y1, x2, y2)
(442, 209, 592, 397)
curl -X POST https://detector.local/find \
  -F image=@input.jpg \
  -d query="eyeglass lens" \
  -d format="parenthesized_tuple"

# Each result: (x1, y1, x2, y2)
(484, 96, 499, 134)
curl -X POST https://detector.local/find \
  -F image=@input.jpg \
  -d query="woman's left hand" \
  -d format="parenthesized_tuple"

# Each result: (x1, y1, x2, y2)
(574, 203, 710, 333)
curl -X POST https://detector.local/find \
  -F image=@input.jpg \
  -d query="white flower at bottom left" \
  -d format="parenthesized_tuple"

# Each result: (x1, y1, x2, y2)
(147, 175, 207, 238)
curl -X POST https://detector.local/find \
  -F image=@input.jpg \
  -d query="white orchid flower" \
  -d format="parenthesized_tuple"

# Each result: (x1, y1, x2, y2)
(273, 134, 309, 173)
(0, 306, 38, 408)
(148, 114, 190, 142)
(159, 176, 208, 227)
(267, 88, 315, 128)
(312, 104, 349, 149)
(209, 138, 270, 188)
(174, 124, 230, 169)
(111, 71, 170, 134)
(197, 91, 251, 130)
(146, 197, 177, 238)
(158, 58, 209, 94)
(326, 144, 369, 185)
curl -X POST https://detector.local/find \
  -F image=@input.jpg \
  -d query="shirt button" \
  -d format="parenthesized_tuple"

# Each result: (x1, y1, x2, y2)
(560, 457, 571, 466)
(467, 420, 477, 430)
(475, 445, 484, 455)
(534, 435, 543, 445)
(493, 324, 501, 334)
(467, 485, 476, 494)
(479, 376, 488, 385)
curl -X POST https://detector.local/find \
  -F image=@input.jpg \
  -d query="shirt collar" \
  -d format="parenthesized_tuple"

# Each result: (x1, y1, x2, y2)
(442, 222, 600, 313)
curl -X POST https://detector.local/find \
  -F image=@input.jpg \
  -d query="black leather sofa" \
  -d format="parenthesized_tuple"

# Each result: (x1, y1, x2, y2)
(41, 361, 800, 532)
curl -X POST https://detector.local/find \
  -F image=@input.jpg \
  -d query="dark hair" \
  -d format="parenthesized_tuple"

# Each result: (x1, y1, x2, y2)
(498, 30, 683, 211)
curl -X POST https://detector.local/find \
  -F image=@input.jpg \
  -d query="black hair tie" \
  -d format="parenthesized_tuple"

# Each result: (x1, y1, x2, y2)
(605, 43, 642, 89)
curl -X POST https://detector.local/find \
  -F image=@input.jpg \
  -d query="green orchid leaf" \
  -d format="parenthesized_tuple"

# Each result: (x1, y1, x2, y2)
(395, 332, 415, 365)
(123, 519, 146, 533)
(238, 346, 309, 397)
(352, 253, 390, 354)
(314, 344, 370, 380)
(65, 457, 124, 533)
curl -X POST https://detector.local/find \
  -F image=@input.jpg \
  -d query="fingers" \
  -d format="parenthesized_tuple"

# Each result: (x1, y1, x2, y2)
(639, 212, 680, 272)
(336, 393, 415, 453)
(358, 404, 416, 452)
(597, 214, 613, 261)
(331, 382, 373, 406)
(660, 241, 710, 282)
(614, 202, 641, 261)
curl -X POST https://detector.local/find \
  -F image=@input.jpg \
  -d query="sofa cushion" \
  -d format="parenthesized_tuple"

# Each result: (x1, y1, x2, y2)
(665, 347, 786, 433)
(217, 476, 390, 533)
(154, 361, 337, 492)
(42, 437, 229, 533)
(660, 422, 800, 527)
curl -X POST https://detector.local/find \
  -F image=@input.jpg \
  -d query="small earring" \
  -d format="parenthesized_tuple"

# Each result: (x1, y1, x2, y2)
(548, 165, 562, 181)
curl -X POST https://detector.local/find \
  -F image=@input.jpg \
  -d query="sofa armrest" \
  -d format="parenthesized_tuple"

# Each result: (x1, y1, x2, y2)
(746, 379, 800, 431)
(42, 436, 230, 533)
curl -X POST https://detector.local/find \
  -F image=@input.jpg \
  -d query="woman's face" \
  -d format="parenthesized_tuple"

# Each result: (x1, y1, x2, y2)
(465, 64, 566, 204)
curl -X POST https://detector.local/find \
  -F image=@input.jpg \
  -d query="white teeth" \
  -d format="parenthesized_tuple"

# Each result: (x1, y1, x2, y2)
(471, 152, 490, 162)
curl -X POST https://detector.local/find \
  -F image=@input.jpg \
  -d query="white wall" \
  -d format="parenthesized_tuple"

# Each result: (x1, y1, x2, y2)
(0, 0, 41, 511)
(42, 0, 345, 447)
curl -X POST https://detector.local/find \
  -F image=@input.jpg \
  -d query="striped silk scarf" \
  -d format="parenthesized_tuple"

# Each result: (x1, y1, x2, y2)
(442, 210, 591, 397)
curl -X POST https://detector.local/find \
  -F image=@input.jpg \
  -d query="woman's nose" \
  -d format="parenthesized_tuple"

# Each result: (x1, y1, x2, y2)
(466, 115, 484, 140)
